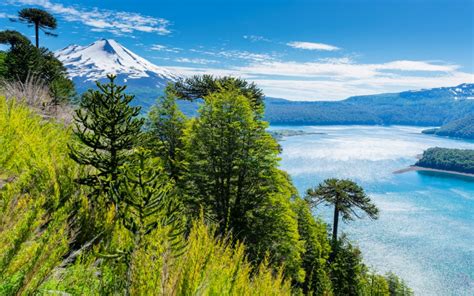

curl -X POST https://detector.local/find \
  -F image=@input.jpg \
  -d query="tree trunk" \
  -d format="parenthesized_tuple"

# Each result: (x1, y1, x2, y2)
(34, 22, 39, 48)
(332, 203, 339, 243)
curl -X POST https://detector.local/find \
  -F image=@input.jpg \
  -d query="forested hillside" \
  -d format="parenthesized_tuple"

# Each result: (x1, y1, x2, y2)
(422, 115, 474, 139)
(265, 84, 474, 126)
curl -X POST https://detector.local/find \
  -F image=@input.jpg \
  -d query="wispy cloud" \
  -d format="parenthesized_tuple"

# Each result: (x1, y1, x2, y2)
(0, 12, 16, 19)
(243, 35, 271, 42)
(287, 41, 340, 51)
(191, 48, 276, 63)
(150, 44, 181, 53)
(9, 0, 171, 36)
(168, 58, 473, 100)
(237, 59, 459, 79)
(174, 58, 218, 65)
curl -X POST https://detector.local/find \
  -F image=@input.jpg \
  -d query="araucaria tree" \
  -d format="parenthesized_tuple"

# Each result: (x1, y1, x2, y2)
(306, 178, 379, 244)
(170, 75, 265, 109)
(69, 74, 144, 203)
(15, 8, 57, 48)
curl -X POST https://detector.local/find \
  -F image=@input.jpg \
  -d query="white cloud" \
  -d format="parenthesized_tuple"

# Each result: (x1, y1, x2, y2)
(9, 0, 171, 36)
(287, 41, 340, 51)
(150, 44, 181, 53)
(0, 12, 16, 19)
(175, 58, 218, 65)
(168, 58, 473, 100)
(243, 35, 271, 42)
(237, 59, 461, 79)
(191, 48, 276, 62)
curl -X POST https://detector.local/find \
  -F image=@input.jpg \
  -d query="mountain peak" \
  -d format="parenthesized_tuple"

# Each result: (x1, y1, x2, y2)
(56, 39, 179, 85)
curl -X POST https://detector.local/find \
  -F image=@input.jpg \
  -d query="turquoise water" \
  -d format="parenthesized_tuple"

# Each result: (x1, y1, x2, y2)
(271, 125, 474, 296)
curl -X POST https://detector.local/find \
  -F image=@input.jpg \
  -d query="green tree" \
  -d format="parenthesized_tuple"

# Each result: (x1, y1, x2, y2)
(69, 74, 144, 204)
(146, 88, 186, 181)
(0, 30, 31, 49)
(183, 88, 305, 281)
(170, 75, 264, 109)
(385, 272, 413, 296)
(184, 87, 278, 233)
(0, 30, 75, 104)
(330, 237, 366, 296)
(0, 51, 6, 78)
(109, 149, 184, 294)
(16, 8, 57, 48)
(292, 197, 333, 295)
(306, 179, 379, 244)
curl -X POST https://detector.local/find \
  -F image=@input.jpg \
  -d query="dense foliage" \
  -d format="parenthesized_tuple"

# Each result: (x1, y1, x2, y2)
(0, 96, 292, 295)
(422, 114, 474, 139)
(264, 89, 474, 126)
(0, 30, 74, 105)
(171, 74, 265, 109)
(416, 147, 474, 174)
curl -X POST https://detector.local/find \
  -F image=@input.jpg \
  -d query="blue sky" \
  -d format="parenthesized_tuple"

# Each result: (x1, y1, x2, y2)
(2, 0, 473, 100)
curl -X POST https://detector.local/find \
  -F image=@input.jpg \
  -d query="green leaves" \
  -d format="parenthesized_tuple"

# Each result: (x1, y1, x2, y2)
(170, 74, 265, 110)
(69, 74, 144, 199)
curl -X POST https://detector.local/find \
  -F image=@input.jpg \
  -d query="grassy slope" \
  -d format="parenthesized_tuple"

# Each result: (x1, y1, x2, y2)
(0, 96, 291, 295)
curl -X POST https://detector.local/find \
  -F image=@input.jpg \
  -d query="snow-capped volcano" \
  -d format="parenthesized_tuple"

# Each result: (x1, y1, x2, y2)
(56, 39, 178, 91)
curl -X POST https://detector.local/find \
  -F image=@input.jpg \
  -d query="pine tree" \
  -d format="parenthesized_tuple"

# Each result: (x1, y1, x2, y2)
(69, 74, 144, 204)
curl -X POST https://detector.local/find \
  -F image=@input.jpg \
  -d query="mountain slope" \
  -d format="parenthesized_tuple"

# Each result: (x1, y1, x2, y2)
(422, 115, 474, 139)
(265, 84, 474, 127)
(56, 39, 178, 97)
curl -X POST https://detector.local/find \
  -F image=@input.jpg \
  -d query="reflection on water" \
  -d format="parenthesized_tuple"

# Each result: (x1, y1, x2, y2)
(271, 125, 474, 296)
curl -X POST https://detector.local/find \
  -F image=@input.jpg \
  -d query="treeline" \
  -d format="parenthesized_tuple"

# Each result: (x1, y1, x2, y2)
(416, 147, 474, 174)
(264, 88, 474, 127)
(422, 115, 474, 139)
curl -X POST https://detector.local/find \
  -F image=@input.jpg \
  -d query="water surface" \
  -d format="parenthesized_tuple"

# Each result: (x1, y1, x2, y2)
(271, 125, 474, 296)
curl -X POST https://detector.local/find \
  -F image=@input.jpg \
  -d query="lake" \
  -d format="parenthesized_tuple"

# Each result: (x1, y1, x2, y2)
(270, 125, 474, 296)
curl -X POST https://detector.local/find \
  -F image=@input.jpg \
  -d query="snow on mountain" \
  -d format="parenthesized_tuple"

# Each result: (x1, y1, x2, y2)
(56, 39, 179, 90)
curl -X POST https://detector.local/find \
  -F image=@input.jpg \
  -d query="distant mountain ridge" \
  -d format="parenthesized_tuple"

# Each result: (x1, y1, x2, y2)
(264, 83, 474, 127)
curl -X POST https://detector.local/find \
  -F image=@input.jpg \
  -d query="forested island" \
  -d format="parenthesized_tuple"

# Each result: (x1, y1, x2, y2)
(269, 129, 325, 140)
(415, 147, 474, 175)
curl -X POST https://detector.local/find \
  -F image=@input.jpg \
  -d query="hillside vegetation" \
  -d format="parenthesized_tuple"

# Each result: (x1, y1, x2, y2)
(1, 10, 412, 294)
(422, 115, 474, 139)
(264, 85, 474, 127)
(416, 147, 474, 174)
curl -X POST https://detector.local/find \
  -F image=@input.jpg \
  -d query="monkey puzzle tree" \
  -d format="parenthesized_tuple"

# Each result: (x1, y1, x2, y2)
(0, 30, 31, 49)
(170, 74, 265, 109)
(306, 178, 379, 244)
(69, 74, 144, 204)
(15, 8, 57, 48)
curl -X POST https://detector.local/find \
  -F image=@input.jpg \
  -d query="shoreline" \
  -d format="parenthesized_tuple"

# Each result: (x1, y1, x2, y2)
(393, 165, 474, 178)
